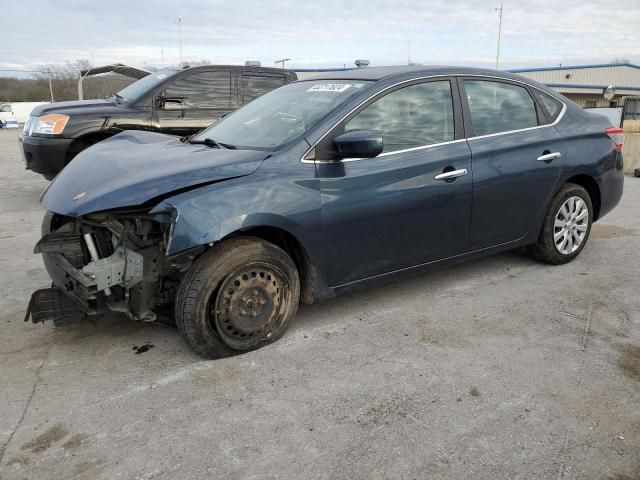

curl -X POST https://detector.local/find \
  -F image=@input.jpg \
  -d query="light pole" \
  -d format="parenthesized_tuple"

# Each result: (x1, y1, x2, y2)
(176, 16, 183, 66)
(495, 3, 503, 70)
(275, 58, 290, 69)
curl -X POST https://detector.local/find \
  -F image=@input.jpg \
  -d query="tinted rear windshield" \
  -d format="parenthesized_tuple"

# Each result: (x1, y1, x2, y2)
(116, 69, 178, 102)
(192, 80, 372, 150)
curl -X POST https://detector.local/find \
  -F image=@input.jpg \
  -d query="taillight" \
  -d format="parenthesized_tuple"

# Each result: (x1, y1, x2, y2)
(606, 127, 624, 153)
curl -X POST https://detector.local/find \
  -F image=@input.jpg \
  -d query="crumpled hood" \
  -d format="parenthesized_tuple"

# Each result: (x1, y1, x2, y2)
(42, 130, 267, 217)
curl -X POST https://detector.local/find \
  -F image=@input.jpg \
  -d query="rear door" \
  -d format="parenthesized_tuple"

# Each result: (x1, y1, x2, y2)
(460, 78, 566, 250)
(240, 73, 287, 106)
(316, 78, 473, 286)
(154, 70, 234, 136)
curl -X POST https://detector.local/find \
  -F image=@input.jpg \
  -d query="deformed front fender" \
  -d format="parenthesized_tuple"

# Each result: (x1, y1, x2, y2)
(150, 174, 323, 260)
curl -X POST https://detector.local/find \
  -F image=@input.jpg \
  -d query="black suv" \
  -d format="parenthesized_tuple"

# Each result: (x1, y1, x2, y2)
(19, 65, 297, 179)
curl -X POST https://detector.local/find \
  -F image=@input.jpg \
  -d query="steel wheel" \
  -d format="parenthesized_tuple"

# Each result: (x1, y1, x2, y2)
(211, 262, 290, 350)
(554, 196, 589, 255)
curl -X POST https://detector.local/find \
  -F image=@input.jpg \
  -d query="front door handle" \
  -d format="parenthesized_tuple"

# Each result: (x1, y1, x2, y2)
(537, 152, 562, 162)
(434, 168, 468, 181)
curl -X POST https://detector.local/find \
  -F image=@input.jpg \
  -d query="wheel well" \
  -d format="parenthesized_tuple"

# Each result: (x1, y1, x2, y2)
(66, 132, 115, 164)
(565, 174, 601, 220)
(227, 226, 316, 304)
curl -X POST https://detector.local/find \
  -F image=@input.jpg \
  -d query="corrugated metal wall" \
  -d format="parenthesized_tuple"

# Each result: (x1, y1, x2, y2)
(516, 65, 640, 87)
(514, 65, 640, 108)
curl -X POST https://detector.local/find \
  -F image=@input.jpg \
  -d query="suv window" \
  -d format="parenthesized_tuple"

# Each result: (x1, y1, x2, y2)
(242, 75, 286, 103)
(164, 71, 231, 109)
(464, 80, 538, 136)
(532, 89, 562, 122)
(345, 80, 455, 154)
(0, 104, 12, 112)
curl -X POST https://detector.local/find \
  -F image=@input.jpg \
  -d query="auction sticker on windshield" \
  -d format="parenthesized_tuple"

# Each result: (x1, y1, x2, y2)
(307, 84, 352, 93)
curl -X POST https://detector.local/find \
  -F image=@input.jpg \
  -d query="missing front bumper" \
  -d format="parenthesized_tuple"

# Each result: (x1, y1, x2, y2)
(24, 287, 86, 326)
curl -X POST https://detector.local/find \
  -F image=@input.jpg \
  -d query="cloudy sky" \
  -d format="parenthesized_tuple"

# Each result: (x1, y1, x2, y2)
(2, 0, 640, 74)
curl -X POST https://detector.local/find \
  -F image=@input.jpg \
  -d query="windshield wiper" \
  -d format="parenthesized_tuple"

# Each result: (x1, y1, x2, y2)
(113, 93, 124, 103)
(187, 137, 236, 149)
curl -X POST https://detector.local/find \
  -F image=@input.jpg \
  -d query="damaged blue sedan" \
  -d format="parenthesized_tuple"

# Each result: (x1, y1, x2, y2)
(26, 66, 624, 358)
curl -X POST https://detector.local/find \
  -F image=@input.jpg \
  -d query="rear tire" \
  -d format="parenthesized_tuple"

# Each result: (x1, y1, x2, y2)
(529, 183, 593, 265)
(175, 237, 300, 359)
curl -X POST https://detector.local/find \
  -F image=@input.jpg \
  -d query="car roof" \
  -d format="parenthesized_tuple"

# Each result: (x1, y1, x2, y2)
(303, 65, 541, 85)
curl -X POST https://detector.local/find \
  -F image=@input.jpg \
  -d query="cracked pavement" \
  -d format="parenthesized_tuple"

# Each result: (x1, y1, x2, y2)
(0, 129, 639, 479)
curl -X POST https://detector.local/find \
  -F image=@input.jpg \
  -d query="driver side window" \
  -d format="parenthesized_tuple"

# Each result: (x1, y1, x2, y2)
(345, 80, 455, 154)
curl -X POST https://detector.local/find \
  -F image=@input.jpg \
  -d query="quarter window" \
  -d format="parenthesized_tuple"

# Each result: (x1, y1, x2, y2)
(163, 71, 231, 109)
(345, 81, 455, 154)
(532, 89, 562, 122)
(242, 75, 286, 104)
(464, 80, 538, 136)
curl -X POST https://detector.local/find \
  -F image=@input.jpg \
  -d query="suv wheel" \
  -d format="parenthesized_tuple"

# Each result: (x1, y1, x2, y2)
(529, 183, 593, 265)
(175, 237, 300, 359)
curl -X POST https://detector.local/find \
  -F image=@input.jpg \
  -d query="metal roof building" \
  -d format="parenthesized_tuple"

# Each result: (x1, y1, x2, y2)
(509, 63, 640, 108)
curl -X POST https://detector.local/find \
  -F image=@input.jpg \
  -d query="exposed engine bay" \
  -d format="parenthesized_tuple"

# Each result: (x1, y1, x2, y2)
(25, 209, 201, 325)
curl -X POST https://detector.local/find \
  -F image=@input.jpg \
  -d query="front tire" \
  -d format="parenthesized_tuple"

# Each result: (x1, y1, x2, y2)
(529, 183, 593, 265)
(175, 237, 300, 359)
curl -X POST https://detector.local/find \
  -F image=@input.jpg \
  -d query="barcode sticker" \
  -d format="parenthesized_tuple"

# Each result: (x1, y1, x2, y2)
(307, 84, 351, 93)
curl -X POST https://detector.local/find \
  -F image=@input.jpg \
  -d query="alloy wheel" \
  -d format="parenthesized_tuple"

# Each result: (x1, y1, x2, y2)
(554, 196, 589, 255)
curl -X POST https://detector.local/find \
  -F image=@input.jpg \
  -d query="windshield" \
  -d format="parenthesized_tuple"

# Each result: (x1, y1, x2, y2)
(192, 80, 372, 150)
(116, 68, 177, 102)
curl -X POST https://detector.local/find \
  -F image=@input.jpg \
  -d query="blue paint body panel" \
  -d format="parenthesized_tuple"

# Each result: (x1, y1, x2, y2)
(40, 66, 625, 302)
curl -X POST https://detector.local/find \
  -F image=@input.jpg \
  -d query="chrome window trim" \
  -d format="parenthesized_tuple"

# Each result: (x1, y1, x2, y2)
(300, 73, 567, 164)
(309, 139, 468, 164)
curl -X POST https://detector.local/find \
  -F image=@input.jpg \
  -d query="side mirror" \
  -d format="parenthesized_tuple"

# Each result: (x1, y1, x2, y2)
(333, 130, 383, 159)
(154, 95, 165, 109)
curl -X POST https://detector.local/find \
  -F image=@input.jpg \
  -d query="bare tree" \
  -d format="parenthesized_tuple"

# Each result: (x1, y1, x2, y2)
(32, 59, 135, 101)
(610, 58, 630, 65)
(184, 59, 212, 67)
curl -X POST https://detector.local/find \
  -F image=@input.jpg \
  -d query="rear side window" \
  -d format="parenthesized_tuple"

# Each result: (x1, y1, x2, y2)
(532, 89, 562, 122)
(164, 71, 231, 109)
(0, 104, 11, 112)
(345, 80, 455, 154)
(464, 80, 538, 136)
(242, 75, 286, 104)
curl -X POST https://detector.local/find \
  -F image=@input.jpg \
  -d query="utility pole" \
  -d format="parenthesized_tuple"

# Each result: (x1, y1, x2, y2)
(495, 3, 503, 70)
(274, 58, 290, 69)
(176, 16, 183, 67)
(408, 40, 411, 65)
(161, 48, 164, 65)
(48, 74, 54, 102)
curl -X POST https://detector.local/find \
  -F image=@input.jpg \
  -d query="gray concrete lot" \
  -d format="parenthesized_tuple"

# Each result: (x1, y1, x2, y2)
(0, 128, 639, 480)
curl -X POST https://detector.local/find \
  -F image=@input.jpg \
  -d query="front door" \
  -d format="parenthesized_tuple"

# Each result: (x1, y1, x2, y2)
(460, 78, 565, 250)
(153, 70, 234, 136)
(316, 79, 473, 286)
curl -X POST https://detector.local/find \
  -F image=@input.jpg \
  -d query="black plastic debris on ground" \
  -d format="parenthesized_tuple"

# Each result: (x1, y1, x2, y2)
(132, 343, 154, 354)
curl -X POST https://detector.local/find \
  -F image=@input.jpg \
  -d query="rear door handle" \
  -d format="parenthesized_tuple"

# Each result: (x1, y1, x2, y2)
(537, 152, 562, 162)
(434, 168, 468, 181)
